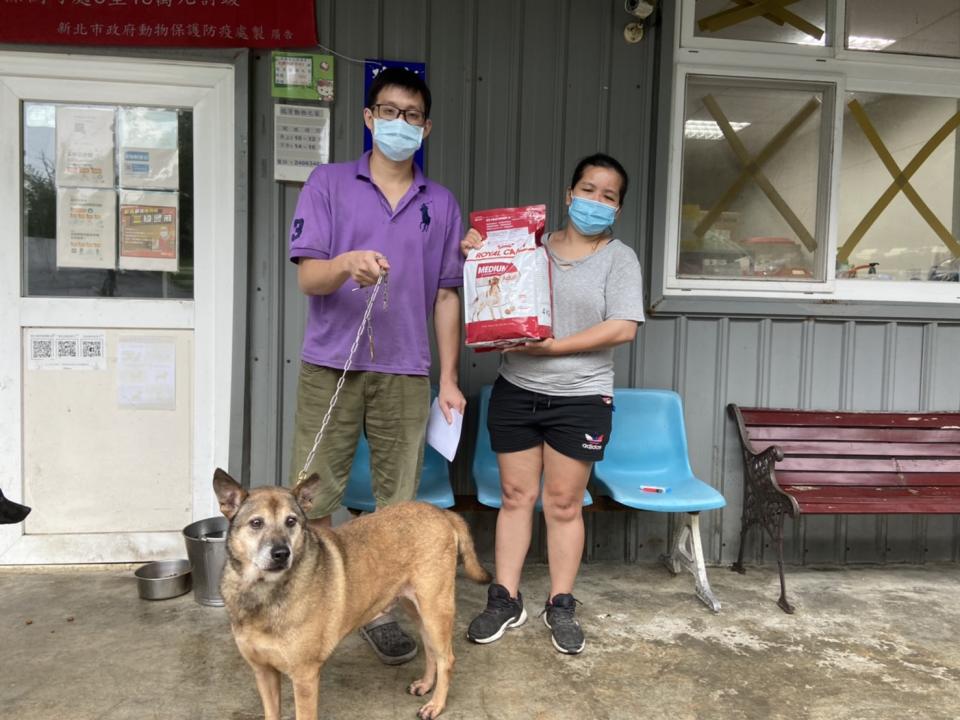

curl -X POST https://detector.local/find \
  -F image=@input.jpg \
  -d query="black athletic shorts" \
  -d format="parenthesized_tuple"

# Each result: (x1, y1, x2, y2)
(487, 376, 614, 462)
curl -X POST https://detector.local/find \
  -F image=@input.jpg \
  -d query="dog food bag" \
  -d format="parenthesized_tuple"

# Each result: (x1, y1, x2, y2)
(464, 205, 552, 350)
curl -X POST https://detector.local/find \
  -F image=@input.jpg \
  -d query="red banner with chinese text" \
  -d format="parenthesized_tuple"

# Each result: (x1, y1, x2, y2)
(0, 0, 318, 48)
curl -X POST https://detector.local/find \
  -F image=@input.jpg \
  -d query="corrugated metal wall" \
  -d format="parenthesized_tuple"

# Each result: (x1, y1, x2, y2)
(246, 0, 960, 565)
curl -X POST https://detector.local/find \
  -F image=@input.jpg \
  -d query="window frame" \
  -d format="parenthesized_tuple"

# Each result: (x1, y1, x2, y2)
(655, 0, 960, 310)
(665, 64, 842, 295)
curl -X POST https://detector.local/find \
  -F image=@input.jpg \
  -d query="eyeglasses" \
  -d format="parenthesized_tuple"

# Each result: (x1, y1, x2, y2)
(372, 103, 427, 126)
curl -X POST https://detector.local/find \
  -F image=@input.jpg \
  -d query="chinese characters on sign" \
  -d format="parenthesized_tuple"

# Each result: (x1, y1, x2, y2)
(274, 105, 330, 183)
(56, 106, 115, 188)
(50, 104, 182, 273)
(271, 52, 335, 102)
(117, 336, 177, 411)
(56, 188, 117, 270)
(0, 0, 318, 48)
(119, 191, 179, 273)
(118, 108, 179, 190)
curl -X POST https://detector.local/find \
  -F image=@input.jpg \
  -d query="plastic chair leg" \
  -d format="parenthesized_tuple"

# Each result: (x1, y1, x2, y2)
(660, 513, 722, 613)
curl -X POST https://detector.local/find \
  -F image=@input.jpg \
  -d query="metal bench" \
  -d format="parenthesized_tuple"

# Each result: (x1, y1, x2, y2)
(727, 404, 960, 613)
(593, 389, 727, 612)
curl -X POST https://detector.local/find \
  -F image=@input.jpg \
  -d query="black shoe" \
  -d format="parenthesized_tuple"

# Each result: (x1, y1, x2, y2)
(541, 593, 585, 654)
(467, 583, 527, 644)
(0, 488, 30, 525)
(359, 617, 418, 665)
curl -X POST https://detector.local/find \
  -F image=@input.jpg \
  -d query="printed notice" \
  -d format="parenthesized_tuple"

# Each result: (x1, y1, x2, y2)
(56, 106, 116, 188)
(118, 107, 179, 190)
(27, 329, 106, 371)
(271, 52, 334, 101)
(56, 187, 116, 269)
(274, 104, 330, 182)
(118, 190, 178, 272)
(117, 337, 176, 410)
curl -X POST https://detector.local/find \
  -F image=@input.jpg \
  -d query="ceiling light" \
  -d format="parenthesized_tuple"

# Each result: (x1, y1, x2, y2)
(794, 36, 895, 51)
(684, 120, 750, 140)
(847, 36, 896, 51)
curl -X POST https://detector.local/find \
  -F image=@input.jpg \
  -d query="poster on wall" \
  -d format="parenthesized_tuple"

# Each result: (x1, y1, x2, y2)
(118, 108, 179, 190)
(271, 52, 335, 101)
(118, 190, 178, 272)
(55, 106, 116, 188)
(363, 59, 427, 169)
(55, 187, 117, 269)
(274, 104, 330, 182)
(27, 329, 106, 371)
(117, 336, 176, 411)
(0, 0, 318, 48)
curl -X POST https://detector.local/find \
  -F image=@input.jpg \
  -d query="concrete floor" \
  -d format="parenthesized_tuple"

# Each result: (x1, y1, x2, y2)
(1, 562, 958, 720)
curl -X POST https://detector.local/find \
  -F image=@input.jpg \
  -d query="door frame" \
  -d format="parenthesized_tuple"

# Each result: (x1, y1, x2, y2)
(0, 51, 244, 563)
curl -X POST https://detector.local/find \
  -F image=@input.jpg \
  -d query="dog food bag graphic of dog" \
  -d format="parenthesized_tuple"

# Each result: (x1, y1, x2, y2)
(213, 468, 491, 720)
(464, 204, 552, 349)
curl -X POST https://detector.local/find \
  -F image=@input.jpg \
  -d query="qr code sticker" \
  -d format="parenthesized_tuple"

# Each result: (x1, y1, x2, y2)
(82, 340, 103, 358)
(57, 339, 78, 358)
(32, 338, 53, 360)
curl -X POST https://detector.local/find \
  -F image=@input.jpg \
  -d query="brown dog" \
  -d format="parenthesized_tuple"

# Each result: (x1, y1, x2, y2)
(212, 468, 491, 720)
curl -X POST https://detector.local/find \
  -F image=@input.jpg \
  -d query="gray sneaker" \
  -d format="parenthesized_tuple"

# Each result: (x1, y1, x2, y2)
(541, 593, 585, 654)
(467, 583, 527, 644)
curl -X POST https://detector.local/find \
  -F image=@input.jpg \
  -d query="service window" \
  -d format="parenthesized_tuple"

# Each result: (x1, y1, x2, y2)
(662, 0, 960, 304)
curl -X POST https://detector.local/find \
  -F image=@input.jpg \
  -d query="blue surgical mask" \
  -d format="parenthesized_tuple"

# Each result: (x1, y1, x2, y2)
(373, 118, 424, 162)
(568, 196, 617, 236)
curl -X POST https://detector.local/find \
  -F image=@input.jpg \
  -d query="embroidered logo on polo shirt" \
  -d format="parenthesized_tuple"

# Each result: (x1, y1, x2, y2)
(419, 202, 432, 232)
(291, 218, 304, 241)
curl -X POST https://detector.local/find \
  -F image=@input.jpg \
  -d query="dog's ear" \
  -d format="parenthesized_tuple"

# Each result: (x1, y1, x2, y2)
(213, 468, 247, 520)
(293, 473, 323, 513)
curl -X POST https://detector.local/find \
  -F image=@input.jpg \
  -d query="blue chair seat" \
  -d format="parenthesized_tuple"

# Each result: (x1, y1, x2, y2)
(473, 384, 592, 509)
(343, 432, 455, 512)
(592, 468, 725, 513)
(593, 389, 725, 513)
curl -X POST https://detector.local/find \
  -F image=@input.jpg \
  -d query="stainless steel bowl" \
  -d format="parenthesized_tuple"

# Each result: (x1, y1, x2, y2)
(135, 559, 192, 600)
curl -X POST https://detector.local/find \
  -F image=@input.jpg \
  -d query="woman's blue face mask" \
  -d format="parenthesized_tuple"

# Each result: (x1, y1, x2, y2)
(568, 196, 618, 236)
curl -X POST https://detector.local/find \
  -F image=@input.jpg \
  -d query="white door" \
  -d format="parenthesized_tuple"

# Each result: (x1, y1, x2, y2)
(0, 53, 238, 563)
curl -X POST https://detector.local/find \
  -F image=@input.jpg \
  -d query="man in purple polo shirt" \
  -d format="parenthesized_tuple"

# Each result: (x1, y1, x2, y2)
(287, 68, 466, 665)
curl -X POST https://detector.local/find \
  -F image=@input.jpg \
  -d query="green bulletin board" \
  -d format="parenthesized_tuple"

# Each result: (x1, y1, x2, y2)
(271, 52, 335, 102)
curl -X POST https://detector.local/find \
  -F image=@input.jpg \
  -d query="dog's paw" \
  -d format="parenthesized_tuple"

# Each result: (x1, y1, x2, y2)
(408, 679, 434, 697)
(417, 700, 444, 719)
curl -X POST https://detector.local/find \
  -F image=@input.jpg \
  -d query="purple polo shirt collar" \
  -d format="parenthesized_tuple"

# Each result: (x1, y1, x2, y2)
(355, 151, 428, 213)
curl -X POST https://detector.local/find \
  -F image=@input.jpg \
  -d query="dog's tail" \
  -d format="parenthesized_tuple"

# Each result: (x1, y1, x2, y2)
(445, 511, 492, 584)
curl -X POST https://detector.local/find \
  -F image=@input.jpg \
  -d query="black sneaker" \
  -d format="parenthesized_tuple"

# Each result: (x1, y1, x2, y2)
(541, 594, 585, 654)
(467, 583, 527, 644)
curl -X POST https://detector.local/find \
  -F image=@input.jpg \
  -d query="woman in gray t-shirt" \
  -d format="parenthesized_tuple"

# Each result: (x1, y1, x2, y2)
(463, 153, 645, 655)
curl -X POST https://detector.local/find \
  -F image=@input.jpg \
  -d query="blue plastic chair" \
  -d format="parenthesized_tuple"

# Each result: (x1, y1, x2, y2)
(343, 430, 455, 512)
(473, 384, 593, 509)
(593, 389, 726, 612)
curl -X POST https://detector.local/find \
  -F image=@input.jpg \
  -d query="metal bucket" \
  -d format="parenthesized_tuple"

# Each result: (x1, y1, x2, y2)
(182, 516, 229, 607)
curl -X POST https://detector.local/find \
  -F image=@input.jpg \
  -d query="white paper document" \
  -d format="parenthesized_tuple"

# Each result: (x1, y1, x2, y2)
(117, 336, 177, 410)
(426, 398, 463, 462)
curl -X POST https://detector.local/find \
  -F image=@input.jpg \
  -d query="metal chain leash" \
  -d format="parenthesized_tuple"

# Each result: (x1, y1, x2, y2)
(298, 272, 388, 482)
